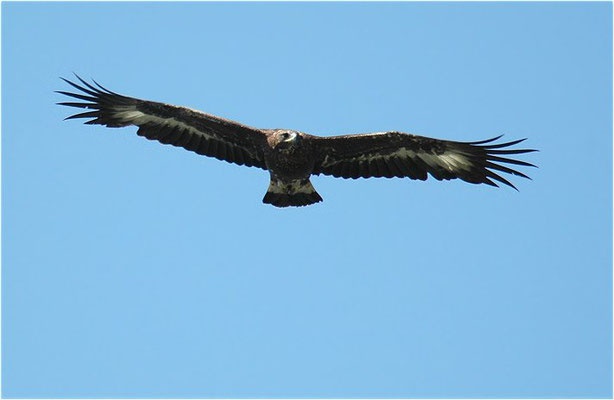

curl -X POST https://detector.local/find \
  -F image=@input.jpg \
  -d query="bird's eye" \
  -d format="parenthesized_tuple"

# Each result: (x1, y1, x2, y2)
(282, 133, 289, 138)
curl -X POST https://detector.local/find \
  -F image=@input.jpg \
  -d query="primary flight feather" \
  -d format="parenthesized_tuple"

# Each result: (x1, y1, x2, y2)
(57, 76, 537, 207)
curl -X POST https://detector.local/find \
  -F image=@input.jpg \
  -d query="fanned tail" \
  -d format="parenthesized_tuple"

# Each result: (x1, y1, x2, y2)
(263, 178, 323, 208)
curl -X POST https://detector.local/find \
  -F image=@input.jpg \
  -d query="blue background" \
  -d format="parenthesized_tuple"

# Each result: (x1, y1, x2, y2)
(2, 2, 611, 398)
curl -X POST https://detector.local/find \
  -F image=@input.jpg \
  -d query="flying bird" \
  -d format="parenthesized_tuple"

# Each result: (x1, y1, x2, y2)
(57, 76, 536, 207)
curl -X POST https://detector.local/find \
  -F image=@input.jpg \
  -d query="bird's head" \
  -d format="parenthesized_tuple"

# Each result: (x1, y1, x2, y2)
(275, 130, 301, 150)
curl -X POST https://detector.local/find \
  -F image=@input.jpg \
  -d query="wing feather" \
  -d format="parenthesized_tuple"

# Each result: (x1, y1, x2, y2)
(311, 131, 536, 189)
(57, 75, 268, 169)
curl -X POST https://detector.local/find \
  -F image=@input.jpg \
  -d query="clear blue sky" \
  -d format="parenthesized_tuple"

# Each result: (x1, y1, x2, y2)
(2, 2, 611, 398)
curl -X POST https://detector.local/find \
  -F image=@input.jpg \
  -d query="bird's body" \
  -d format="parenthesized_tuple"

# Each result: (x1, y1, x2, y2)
(58, 76, 536, 207)
(264, 130, 314, 180)
(260, 130, 321, 206)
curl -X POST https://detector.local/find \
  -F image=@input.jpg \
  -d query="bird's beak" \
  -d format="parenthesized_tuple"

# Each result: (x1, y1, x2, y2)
(278, 134, 299, 148)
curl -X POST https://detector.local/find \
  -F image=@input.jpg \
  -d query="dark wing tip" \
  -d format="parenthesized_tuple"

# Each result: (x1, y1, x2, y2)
(458, 135, 537, 189)
(487, 140, 535, 186)
(91, 78, 120, 95)
(464, 134, 504, 145)
(57, 76, 119, 124)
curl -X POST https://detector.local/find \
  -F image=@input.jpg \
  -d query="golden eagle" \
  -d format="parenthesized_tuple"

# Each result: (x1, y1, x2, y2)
(58, 76, 536, 207)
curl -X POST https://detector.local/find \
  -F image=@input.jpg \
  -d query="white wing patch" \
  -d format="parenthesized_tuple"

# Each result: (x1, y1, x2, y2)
(113, 110, 146, 122)
(322, 146, 473, 172)
(112, 106, 218, 142)
(417, 152, 472, 172)
(436, 152, 473, 171)
(388, 148, 473, 172)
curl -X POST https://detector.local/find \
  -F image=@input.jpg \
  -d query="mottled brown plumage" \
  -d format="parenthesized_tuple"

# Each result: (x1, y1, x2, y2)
(57, 76, 537, 207)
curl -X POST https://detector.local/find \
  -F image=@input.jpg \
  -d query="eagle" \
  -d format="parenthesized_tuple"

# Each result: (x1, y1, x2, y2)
(57, 76, 536, 207)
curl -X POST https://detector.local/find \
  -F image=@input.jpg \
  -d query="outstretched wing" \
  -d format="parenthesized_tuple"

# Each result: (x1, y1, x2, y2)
(57, 76, 268, 169)
(311, 132, 536, 189)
